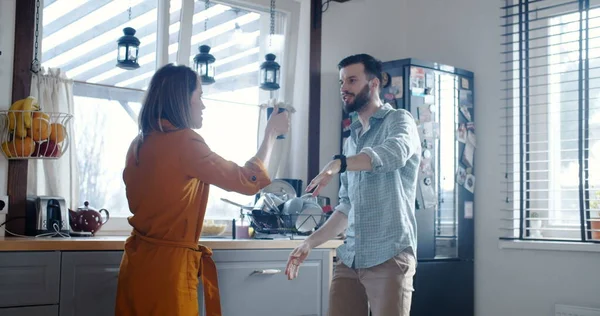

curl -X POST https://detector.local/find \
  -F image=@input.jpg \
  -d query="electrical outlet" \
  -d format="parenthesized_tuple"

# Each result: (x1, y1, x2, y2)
(0, 196, 8, 214)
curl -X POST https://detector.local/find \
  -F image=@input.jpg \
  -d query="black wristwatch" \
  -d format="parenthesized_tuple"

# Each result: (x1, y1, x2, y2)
(333, 154, 347, 173)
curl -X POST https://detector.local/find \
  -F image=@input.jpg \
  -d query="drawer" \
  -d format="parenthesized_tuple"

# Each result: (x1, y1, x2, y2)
(0, 251, 60, 307)
(199, 249, 331, 316)
(0, 305, 59, 316)
(59, 251, 123, 316)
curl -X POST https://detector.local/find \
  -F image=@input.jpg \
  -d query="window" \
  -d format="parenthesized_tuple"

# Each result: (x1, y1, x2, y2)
(502, 0, 600, 242)
(41, 0, 289, 233)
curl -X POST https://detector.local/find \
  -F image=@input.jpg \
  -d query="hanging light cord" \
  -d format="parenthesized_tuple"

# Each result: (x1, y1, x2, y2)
(205, 0, 210, 32)
(30, 0, 41, 73)
(322, 0, 331, 13)
(269, 0, 275, 48)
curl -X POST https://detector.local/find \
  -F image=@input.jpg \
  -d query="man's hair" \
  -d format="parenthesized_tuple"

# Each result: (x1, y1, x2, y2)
(337, 54, 383, 83)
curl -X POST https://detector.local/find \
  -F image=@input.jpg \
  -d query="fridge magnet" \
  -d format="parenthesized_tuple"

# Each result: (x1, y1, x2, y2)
(420, 177, 437, 209)
(464, 174, 475, 193)
(460, 105, 472, 121)
(422, 121, 434, 138)
(457, 123, 467, 143)
(418, 105, 433, 122)
(461, 77, 470, 90)
(410, 67, 425, 96)
(464, 201, 474, 219)
(456, 166, 467, 186)
(461, 142, 475, 168)
(426, 72, 434, 89)
(390, 76, 403, 98)
(467, 130, 476, 147)
(422, 138, 433, 150)
(381, 72, 391, 88)
(424, 94, 435, 105)
(459, 89, 473, 108)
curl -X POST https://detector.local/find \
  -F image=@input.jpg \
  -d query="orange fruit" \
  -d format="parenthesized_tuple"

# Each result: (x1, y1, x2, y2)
(33, 111, 50, 120)
(11, 137, 35, 157)
(49, 123, 66, 143)
(28, 117, 50, 141)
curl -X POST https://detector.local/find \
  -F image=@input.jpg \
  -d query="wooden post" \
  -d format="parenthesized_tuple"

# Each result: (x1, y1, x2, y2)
(308, 0, 322, 183)
(7, 0, 36, 235)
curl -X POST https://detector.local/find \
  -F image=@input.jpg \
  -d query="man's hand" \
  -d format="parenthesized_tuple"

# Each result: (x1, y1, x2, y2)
(305, 159, 341, 196)
(285, 242, 312, 280)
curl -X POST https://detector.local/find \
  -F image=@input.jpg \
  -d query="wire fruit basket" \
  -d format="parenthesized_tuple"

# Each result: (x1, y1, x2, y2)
(0, 103, 73, 160)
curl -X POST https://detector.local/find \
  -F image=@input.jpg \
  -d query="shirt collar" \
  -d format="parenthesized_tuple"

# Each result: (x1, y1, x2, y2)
(349, 103, 395, 131)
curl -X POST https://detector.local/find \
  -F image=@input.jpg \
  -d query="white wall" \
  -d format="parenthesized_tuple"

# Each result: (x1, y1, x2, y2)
(319, 0, 600, 315)
(0, 0, 16, 196)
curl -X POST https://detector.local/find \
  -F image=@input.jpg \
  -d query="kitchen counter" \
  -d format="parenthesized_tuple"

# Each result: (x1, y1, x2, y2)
(0, 236, 343, 251)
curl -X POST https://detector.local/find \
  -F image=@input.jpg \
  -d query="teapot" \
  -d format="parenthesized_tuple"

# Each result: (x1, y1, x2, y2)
(69, 201, 110, 235)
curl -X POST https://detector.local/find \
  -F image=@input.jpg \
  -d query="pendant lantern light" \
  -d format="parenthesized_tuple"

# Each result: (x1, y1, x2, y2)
(194, 0, 216, 85)
(260, 0, 280, 91)
(116, 4, 140, 70)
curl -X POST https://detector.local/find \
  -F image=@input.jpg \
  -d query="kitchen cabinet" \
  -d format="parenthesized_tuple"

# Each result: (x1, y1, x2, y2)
(199, 249, 331, 316)
(59, 251, 123, 316)
(0, 251, 60, 308)
(0, 305, 59, 316)
(0, 247, 335, 316)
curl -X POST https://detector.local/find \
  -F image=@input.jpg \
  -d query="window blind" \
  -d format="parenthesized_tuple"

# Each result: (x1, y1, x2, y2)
(501, 0, 600, 242)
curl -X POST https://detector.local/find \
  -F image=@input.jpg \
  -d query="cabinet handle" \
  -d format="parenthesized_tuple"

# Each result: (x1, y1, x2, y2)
(105, 268, 120, 273)
(251, 269, 281, 275)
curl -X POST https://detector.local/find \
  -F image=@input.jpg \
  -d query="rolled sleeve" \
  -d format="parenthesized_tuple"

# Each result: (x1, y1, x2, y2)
(360, 110, 420, 173)
(180, 132, 271, 195)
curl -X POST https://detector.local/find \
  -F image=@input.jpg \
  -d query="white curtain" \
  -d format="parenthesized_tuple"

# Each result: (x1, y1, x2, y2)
(257, 99, 296, 178)
(28, 68, 79, 209)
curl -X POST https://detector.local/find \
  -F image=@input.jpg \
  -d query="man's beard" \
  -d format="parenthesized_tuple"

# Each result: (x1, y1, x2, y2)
(343, 84, 371, 114)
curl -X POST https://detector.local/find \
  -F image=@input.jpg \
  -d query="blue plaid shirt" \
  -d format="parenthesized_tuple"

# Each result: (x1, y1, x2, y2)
(335, 103, 421, 269)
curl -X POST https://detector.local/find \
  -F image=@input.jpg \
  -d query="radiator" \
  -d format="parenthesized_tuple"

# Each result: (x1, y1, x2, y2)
(555, 304, 600, 316)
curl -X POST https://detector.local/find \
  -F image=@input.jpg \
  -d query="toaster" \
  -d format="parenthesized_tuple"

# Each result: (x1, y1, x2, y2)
(25, 196, 70, 236)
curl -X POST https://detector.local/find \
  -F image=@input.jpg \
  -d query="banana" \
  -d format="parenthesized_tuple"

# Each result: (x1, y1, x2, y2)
(7, 99, 24, 131)
(15, 112, 27, 138)
(21, 96, 37, 128)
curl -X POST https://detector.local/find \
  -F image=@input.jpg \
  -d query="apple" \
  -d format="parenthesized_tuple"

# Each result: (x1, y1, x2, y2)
(34, 140, 61, 157)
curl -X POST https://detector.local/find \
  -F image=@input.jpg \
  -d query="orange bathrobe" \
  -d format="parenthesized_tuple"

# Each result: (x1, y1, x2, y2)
(115, 120, 271, 316)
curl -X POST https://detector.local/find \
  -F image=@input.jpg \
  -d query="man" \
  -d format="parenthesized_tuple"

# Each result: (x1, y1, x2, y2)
(285, 54, 421, 316)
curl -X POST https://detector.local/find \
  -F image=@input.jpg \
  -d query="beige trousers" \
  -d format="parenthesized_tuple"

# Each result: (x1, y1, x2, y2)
(328, 248, 416, 316)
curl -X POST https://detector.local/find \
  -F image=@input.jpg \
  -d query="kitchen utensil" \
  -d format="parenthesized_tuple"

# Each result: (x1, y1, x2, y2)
(261, 179, 297, 202)
(69, 201, 110, 236)
(295, 195, 324, 233)
(220, 198, 254, 210)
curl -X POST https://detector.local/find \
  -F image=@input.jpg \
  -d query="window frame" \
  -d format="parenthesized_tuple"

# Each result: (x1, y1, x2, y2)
(502, 0, 600, 244)
(43, 0, 301, 235)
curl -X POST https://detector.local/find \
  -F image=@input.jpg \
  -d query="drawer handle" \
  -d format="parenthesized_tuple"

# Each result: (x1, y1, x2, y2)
(251, 269, 281, 275)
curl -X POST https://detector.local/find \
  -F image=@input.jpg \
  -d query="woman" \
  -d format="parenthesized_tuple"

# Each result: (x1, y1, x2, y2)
(115, 64, 289, 316)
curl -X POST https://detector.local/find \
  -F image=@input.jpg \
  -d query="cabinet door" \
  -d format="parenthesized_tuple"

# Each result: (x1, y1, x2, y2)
(0, 251, 60, 307)
(0, 305, 59, 316)
(199, 249, 331, 316)
(59, 251, 123, 316)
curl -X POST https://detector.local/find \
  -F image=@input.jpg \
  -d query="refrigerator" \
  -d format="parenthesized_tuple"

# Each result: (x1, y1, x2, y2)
(340, 58, 475, 316)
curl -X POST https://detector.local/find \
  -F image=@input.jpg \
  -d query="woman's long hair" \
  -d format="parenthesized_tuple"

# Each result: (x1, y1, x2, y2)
(134, 63, 199, 163)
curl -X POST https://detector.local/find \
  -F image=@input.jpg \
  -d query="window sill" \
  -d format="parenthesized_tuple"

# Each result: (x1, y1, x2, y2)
(499, 239, 600, 253)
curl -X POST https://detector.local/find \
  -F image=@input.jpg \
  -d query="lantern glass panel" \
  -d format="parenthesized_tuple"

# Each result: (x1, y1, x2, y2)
(118, 45, 128, 61)
(128, 46, 139, 61)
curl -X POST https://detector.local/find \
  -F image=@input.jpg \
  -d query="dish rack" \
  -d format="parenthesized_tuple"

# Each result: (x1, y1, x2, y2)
(0, 109, 73, 160)
(244, 210, 324, 237)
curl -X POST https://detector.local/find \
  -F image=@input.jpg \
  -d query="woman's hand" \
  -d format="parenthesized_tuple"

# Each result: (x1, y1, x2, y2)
(265, 104, 290, 138)
(285, 241, 311, 280)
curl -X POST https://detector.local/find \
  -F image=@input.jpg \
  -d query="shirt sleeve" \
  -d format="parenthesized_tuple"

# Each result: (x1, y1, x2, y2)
(180, 133, 271, 195)
(335, 138, 351, 217)
(359, 109, 420, 173)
